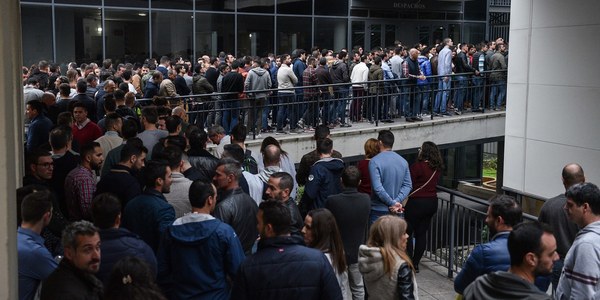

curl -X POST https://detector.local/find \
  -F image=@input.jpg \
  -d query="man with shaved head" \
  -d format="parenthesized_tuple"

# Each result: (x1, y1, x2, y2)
(538, 163, 584, 292)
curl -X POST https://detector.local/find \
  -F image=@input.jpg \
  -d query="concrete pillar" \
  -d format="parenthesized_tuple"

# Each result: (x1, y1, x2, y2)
(0, 0, 24, 298)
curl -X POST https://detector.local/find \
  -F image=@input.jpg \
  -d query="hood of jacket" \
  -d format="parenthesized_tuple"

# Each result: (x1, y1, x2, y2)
(168, 213, 219, 245)
(358, 245, 386, 282)
(314, 157, 345, 174)
(250, 67, 268, 76)
(331, 60, 342, 69)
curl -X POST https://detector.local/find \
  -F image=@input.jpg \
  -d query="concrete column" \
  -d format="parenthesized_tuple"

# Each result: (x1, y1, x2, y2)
(0, 0, 24, 298)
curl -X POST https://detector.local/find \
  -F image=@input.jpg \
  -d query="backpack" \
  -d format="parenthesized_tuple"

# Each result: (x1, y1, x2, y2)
(243, 149, 258, 175)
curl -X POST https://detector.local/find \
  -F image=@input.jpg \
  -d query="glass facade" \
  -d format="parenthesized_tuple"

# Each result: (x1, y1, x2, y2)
(20, 0, 489, 66)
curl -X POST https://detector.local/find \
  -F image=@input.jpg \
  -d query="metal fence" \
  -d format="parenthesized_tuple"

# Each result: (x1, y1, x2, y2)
(426, 186, 538, 278)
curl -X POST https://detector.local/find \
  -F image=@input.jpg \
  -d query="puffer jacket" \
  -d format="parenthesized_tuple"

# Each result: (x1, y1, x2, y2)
(244, 67, 272, 99)
(368, 64, 384, 94)
(212, 187, 259, 255)
(158, 213, 245, 300)
(358, 245, 418, 300)
(301, 157, 345, 210)
(230, 235, 343, 300)
(417, 55, 432, 85)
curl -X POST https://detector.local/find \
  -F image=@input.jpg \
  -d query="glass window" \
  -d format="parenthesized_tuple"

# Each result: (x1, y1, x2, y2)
(55, 7, 103, 64)
(464, 23, 486, 44)
(238, 0, 274, 13)
(151, 11, 193, 61)
(277, 16, 311, 55)
(465, 1, 487, 21)
(105, 0, 148, 7)
(315, 0, 348, 16)
(152, 0, 192, 10)
(277, 0, 311, 15)
(351, 21, 365, 51)
(55, 0, 100, 4)
(314, 18, 347, 52)
(195, 13, 235, 57)
(196, 0, 234, 12)
(385, 25, 396, 48)
(21, 5, 53, 67)
(104, 10, 149, 65)
(237, 15, 274, 57)
(369, 24, 381, 50)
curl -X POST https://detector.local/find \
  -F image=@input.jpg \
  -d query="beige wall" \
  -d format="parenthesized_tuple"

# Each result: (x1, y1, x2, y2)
(0, 0, 24, 298)
(504, 0, 600, 198)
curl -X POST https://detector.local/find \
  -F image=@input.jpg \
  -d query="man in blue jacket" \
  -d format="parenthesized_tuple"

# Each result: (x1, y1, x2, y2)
(122, 160, 175, 253)
(91, 193, 156, 284)
(454, 195, 522, 295)
(231, 200, 343, 300)
(158, 180, 245, 300)
(301, 138, 344, 211)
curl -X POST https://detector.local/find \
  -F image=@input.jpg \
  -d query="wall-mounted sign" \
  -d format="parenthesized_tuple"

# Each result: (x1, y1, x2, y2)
(351, 0, 462, 11)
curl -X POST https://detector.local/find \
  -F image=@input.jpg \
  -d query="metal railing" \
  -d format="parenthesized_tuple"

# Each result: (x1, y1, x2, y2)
(135, 69, 507, 138)
(426, 186, 537, 278)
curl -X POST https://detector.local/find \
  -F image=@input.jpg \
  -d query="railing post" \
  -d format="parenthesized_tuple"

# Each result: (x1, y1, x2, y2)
(448, 193, 456, 278)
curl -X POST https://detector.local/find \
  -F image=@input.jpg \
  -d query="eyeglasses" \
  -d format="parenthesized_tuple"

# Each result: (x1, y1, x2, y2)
(37, 162, 54, 168)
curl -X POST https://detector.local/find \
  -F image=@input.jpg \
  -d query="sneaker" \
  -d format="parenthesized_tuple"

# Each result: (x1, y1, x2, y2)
(290, 128, 304, 134)
(413, 116, 423, 121)
(275, 130, 286, 135)
(297, 119, 305, 129)
(455, 110, 462, 115)
(405, 117, 415, 122)
(340, 123, 352, 128)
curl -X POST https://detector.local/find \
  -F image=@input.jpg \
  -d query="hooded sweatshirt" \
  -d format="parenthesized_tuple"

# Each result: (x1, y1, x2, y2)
(158, 213, 245, 300)
(301, 157, 345, 210)
(244, 67, 272, 99)
(463, 271, 551, 300)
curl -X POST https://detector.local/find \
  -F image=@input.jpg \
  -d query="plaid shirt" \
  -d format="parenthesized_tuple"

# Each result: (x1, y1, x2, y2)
(64, 165, 97, 221)
(302, 66, 318, 99)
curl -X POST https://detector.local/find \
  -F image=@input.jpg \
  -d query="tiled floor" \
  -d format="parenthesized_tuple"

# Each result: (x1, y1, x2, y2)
(416, 259, 457, 300)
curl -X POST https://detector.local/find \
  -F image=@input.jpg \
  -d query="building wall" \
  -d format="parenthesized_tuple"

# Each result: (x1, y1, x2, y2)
(504, 0, 600, 199)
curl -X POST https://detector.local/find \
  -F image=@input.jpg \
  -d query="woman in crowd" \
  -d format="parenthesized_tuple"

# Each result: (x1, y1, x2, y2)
(357, 138, 379, 195)
(405, 141, 443, 272)
(103, 256, 166, 300)
(302, 208, 351, 299)
(359, 215, 418, 300)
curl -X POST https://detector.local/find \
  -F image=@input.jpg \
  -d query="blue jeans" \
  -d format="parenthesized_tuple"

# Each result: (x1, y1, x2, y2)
(222, 99, 239, 134)
(334, 87, 350, 123)
(406, 85, 421, 117)
(417, 84, 430, 114)
(490, 80, 506, 108)
(276, 93, 294, 131)
(471, 77, 484, 110)
(434, 77, 451, 113)
(453, 76, 467, 111)
(369, 210, 390, 226)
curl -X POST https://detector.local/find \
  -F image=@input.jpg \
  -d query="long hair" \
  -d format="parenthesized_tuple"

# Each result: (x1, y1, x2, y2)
(364, 138, 380, 159)
(418, 141, 444, 171)
(103, 257, 166, 300)
(367, 215, 414, 275)
(260, 136, 288, 156)
(306, 209, 347, 273)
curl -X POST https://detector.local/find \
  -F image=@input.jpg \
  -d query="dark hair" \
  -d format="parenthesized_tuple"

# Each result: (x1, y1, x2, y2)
(76, 80, 87, 93)
(164, 136, 187, 152)
(230, 124, 247, 143)
(306, 208, 347, 273)
(489, 195, 522, 226)
(508, 221, 552, 266)
(164, 116, 182, 134)
(222, 144, 245, 164)
(122, 118, 139, 139)
(142, 106, 159, 124)
(62, 220, 99, 250)
(260, 136, 287, 156)
(91, 193, 121, 229)
(104, 94, 117, 112)
(104, 256, 167, 300)
(377, 130, 394, 148)
(71, 100, 87, 112)
(26, 99, 45, 114)
(104, 113, 122, 132)
(566, 182, 600, 214)
(59, 83, 71, 97)
(259, 200, 291, 235)
(80, 141, 101, 159)
(418, 141, 444, 170)
(188, 129, 208, 151)
(122, 69, 132, 81)
(189, 181, 216, 208)
(26, 150, 51, 172)
(113, 89, 125, 101)
(142, 160, 168, 188)
(49, 126, 73, 150)
(57, 112, 73, 127)
(21, 190, 53, 223)
(270, 172, 294, 193)
(372, 56, 382, 65)
(154, 146, 182, 170)
(316, 138, 333, 155)
(119, 139, 147, 163)
(342, 166, 361, 188)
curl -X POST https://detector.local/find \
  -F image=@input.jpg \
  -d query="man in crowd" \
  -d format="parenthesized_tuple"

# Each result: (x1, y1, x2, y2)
(40, 221, 103, 300)
(230, 200, 343, 300)
(557, 182, 600, 299)
(48, 126, 79, 216)
(64, 142, 103, 221)
(122, 160, 176, 253)
(301, 138, 344, 211)
(137, 106, 168, 159)
(297, 125, 343, 186)
(463, 222, 557, 300)
(454, 195, 522, 294)
(212, 158, 259, 255)
(208, 125, 230, 159)
(434, 38, 453, 116)
(25, 100, 53, 153)
(158, 180, 245, 300)
(265, 172, 303, 235)
(538, 163, 583, 292)
(91, 193, 156, 284)
(155, 146, 193, 218)
(71, 102, 103, 147)
(368, 130, 412, 223)
(18, 191, 58, 300)
(244, 57, 272, 135)
(94, 113, 123, 158)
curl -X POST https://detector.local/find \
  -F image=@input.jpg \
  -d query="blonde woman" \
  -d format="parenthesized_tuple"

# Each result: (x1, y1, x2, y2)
(359, 215, 418, 300)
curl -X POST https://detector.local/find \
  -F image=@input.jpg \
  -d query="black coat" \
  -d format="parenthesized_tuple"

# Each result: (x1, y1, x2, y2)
(41, 260, 103, 300)
(212, 187, 258, 255)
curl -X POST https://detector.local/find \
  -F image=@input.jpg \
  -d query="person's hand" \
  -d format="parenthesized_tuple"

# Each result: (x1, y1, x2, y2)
(443, 76, 449, 82)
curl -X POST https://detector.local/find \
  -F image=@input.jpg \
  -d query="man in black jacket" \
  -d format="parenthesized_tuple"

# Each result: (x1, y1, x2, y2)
(230, 200, 343, 300)
(326, 166, 371, 299)
(221, 60, 245, 134)
(212, 158, 259, 255)
(265, 172, 303, 235)
(41, 221, 103, 300)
